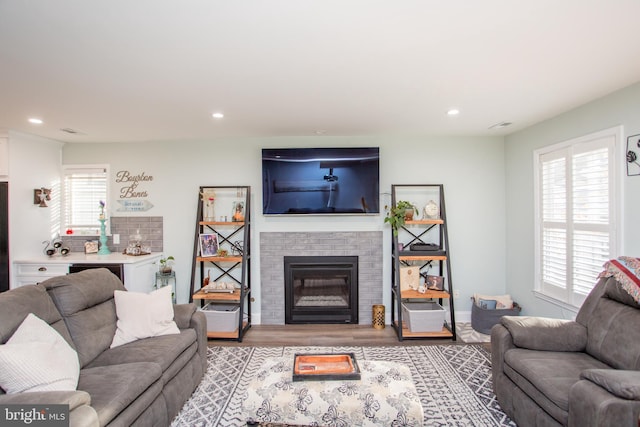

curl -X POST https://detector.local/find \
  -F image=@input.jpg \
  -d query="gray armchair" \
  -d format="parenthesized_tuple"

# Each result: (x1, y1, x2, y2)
(491, 274, 640, 427)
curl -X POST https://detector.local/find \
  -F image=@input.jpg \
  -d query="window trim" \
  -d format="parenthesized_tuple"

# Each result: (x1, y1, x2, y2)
(61, 164, 110, 236)
(533, 126, 623, 309)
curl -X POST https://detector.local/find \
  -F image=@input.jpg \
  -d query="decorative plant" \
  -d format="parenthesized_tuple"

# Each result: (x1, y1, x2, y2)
(159, 255, 175, 274)
(98, 200, 106, 219)
(384, 200, 418, 235)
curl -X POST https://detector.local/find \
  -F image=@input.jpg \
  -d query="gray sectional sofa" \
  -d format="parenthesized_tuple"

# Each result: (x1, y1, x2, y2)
(0, 268, 207, 427)
(492, 274, 640, 427)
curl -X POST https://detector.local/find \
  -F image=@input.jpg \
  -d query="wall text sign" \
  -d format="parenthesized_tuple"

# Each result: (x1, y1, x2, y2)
(115, 170, 153, 199)
(116, 199, 154, 212)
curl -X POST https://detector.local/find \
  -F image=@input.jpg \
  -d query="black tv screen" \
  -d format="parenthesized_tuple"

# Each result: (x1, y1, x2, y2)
(262, 147, 380, 215)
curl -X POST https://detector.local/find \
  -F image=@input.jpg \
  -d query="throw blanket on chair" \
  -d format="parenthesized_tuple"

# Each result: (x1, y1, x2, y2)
(599, 256, 640, 303)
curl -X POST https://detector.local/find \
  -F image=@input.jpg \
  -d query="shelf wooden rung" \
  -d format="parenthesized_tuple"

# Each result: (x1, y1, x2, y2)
(400, 289, 450, 299)
(197, 256, 243, 262)
(192, 289, 242, 301)
(205, 321, 249, 339)
(394, 321, 453, 338)
(399, 255, 447, 261)
(404, 219, 444, 225)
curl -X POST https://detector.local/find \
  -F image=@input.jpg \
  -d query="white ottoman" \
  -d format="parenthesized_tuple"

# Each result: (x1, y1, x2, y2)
(241, 357, 424, 426)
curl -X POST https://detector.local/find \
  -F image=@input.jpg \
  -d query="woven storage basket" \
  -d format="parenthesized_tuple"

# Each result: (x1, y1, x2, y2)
(471, 298, 521, 335)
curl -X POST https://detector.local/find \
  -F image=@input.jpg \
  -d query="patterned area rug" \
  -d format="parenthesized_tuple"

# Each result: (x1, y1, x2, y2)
(456, 322, 491, 343)
(172, 345, 515, 427)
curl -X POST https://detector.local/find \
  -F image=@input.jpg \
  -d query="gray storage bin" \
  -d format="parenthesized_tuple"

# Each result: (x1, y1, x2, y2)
(471, 298, 521, 334)
(200, 303, 240, 332)
(401, 301, 445, 332)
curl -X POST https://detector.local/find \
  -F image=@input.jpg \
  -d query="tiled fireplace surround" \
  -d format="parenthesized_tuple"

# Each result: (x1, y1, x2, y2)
(260, 231, 383, 325)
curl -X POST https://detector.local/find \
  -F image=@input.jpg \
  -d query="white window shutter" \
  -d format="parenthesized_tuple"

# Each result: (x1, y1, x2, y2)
(535, 128, 618, 308)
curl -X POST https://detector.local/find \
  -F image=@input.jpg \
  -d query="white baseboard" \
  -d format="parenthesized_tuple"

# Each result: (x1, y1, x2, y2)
(454, 310, 471, 323)
(248, 311, 471, 326)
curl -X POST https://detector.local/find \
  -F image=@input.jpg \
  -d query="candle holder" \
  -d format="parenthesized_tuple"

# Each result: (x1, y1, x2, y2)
(98, 218, 111, 255)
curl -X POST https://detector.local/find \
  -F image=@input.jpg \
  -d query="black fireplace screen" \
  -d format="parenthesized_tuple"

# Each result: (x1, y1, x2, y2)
(284, 256, 358, 324)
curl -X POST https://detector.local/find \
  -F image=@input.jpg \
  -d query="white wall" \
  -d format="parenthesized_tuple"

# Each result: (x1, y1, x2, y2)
(8, 131, 64, 266)
(504, 82, 640, 318)
(62, 135, 506, 322)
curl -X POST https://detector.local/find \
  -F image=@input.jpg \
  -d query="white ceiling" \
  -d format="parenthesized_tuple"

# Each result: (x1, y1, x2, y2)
(1, 1, 640, 143)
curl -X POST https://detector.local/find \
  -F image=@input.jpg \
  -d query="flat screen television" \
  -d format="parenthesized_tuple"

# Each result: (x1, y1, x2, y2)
(262, 147, 380, 215)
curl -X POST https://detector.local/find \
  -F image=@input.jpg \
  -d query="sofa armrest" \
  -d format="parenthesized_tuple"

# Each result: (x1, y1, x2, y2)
(501, 315, 587, 351)
(173, 303, 197, 329)
(581, 369, 640, 400)
(569, 378, 640, 427)
(490, 324, 515, 381)
(0, 390, 99, 427)
(174, 302, 208, 372)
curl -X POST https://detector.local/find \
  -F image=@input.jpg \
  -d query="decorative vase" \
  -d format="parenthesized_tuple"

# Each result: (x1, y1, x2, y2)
(404, 209, 414, 221)
(98, 218, 111, 255)
(204, 199, 215, 221)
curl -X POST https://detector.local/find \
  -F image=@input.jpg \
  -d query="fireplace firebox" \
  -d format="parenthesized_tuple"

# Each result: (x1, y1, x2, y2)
(284, 256, 358, 324)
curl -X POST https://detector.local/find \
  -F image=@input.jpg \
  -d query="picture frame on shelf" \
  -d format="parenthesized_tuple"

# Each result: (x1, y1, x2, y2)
(199, 233, 219, 257)
(400, 266, 420, 291)
(84, 240, 99, 254)
(426, 275, 444, 291)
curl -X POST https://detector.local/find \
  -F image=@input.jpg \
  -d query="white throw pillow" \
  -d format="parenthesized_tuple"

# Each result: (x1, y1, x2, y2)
(111, 285, 180, 348)
(0, 313, 80, 394)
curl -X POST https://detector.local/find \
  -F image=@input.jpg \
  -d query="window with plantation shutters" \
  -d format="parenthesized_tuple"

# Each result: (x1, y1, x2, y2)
(62, 165, 109, 235)
(534, 128, 619, 309)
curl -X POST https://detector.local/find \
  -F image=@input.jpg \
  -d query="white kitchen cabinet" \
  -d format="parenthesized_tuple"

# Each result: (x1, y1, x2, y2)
(13, 262, 69, 288)
(122, 255, 161, 293)
(13, 253, 162, 291)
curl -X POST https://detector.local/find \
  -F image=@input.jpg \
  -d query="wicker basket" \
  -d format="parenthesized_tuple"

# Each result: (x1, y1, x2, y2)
(471, 298, 521, 335)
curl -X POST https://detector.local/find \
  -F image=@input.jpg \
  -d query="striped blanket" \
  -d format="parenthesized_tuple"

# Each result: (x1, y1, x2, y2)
(599, 256, 640, 302)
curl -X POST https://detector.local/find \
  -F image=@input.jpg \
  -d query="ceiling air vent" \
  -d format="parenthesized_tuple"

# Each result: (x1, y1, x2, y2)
(60, 128, 83, 134)
(489, 122, 512, 130)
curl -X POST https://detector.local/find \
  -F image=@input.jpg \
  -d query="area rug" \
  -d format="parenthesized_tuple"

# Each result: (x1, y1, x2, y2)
(171, 345, 515, 427)
(456, 322, 491, 344)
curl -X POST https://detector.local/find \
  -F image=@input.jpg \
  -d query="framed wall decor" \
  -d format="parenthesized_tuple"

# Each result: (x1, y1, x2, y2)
(626, 133, 640, 176)
(199, 233, 219, 257)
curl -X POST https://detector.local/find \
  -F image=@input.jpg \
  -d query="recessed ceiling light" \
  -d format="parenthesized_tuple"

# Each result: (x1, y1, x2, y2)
(447, 109, 460, 116)
(212, 112, 224, 119)
(28, 118, 43, 124)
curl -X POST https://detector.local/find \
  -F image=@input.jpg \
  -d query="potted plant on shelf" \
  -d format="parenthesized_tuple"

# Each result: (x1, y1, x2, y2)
(159, 256, 175, 274)
(384, 200, 418, 235)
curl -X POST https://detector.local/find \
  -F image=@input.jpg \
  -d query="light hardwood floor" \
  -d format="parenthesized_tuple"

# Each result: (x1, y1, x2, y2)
(208, 324, 466, 347)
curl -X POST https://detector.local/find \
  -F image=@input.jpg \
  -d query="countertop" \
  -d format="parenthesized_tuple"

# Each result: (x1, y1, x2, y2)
(14, 252, 162, 264)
